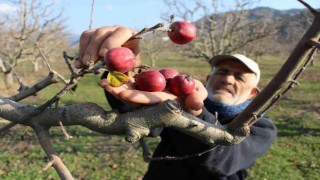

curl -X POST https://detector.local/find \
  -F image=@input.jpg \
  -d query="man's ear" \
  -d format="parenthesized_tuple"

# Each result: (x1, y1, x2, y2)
(250, 87, 260, 98)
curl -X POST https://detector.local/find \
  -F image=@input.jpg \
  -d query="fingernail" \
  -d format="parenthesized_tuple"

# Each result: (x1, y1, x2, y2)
(99, 79, 107, 88)
(83, 54, 91, 65)
(74, 60, 82, 68)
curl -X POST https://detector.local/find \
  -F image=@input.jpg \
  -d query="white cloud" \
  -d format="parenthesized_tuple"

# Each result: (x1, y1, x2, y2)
(0, 4, 17, 12)
(105, 5, 113, 11)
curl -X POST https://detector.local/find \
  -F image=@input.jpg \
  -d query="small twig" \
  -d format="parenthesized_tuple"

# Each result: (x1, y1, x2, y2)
(59, 121, 73, 139)
(89, 0, 95, 29)
(149, 145, 218, 161)
(63, 51, 76, 75)
(4, 62, 28, 92)
(51, 70, 69, 84)
(42, 159, 54, 171)
(169, 14, 175, 24)
(53, 100, 73, 139)
(36, 41, 52, 72)
(130, 23, 168, 39)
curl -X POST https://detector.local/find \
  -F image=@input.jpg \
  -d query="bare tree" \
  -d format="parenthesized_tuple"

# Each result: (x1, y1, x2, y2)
(0, 0, 69, 89)
(0, 1, 319, 179)
(141, 33, 172, 67)
(161, 0, 278, 60)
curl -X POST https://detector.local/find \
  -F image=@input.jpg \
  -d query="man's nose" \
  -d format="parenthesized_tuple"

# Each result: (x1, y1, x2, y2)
(221, 74, 235, 84)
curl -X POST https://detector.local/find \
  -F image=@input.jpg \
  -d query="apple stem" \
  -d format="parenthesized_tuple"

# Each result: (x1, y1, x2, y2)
(130, 23, 170, 40)
(186, 74, 192, 80)
(169, 14, 175, 24)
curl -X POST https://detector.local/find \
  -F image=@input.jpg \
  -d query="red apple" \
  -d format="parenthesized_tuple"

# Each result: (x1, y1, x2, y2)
(159, 68, 180, 80)
(135, 70, 166, 92)
(169, 74, 195, 96)
(104, 47, 136, 73)
(167, 21, 196, 44)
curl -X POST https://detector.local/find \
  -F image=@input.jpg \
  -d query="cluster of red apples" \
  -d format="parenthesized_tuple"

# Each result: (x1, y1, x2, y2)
(104, 21, 197, 96)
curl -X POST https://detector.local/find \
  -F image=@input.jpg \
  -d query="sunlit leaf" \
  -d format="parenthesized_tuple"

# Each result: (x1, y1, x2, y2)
(107, 71, 129, 87)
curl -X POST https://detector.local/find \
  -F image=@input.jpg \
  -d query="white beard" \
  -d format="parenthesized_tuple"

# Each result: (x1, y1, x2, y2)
(205, 82, 234, 105)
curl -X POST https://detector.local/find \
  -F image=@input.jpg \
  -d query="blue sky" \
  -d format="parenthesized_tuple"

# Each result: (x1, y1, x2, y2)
(0, 0, 319, 35)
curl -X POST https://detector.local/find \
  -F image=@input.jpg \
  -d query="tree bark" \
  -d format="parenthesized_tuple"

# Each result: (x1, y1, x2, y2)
(4, 71, 14, 89)
(0, 97, 245, 145)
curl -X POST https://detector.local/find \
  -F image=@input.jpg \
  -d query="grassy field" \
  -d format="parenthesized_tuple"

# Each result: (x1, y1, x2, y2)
(0, 53, 319, 179)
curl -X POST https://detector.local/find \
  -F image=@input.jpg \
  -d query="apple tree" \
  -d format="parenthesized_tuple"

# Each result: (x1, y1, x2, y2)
(0, 0, 319, 179)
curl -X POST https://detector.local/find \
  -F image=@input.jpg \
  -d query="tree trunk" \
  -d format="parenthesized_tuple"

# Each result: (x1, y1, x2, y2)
(4, 71, 14, 89)
(151, 54, 156, 67)
(33, 61, 39, 72)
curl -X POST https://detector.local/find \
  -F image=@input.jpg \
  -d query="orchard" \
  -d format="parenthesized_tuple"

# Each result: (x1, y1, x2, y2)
(0, 2, 320, 178)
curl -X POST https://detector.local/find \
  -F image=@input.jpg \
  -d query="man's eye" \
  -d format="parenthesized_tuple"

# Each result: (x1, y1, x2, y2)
(235, 74, 245, 81)
(216, 69, 227, 74)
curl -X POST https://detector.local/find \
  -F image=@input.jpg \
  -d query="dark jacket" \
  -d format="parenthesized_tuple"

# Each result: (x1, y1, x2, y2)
(143, 108, 277, 180)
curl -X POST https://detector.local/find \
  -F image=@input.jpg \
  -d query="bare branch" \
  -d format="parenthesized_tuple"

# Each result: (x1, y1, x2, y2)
(298, 0, 318, 15)
(130, 23, 168, 39)
(36, 41, 52, 71)
(8, 71, 61, 102)
(58, 121, 73, 139)
(89, 0, 95, 29)
(34, 126, 73, 179)
(149, 145, 218, 161)
(0, 97, 245, 146)
(4, 61, 27, 91)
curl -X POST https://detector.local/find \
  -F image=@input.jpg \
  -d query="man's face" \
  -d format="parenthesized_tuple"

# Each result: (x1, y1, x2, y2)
(205, 59, 258, 105)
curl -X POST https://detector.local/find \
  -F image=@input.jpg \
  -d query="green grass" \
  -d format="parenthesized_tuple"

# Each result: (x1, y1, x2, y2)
(0, 55, 319, 179)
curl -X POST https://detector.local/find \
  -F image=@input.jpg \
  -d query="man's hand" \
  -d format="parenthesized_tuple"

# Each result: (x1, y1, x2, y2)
(76, 26, 141, 69)
(99, 78, 208, 116)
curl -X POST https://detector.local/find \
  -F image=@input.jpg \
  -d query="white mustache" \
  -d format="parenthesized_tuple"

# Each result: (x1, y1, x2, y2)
(214, 86, 235, 95)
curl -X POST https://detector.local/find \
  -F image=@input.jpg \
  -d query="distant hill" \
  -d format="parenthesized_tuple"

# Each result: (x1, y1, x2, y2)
(196, 7, 314, 56)
(243, 7, 313, 55)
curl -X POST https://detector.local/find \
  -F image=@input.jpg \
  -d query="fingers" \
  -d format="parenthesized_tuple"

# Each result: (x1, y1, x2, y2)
(194, 79, 208, 100)
(100, 75, 207, 114)
(185, 91, 204, 111)
(76, 26, 138, 69)
(119, 90, 178, 105)
(75, 29, 95, 68)
(99, 78, 131, 96)
(99, 78, 178, 105)
(98, 26, 137, 57)
(183, 80, 208, 116)
(78, 29, 96, 60)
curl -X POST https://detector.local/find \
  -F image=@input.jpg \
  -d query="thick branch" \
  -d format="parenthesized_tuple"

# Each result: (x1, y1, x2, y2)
(0, 97, 245, 145)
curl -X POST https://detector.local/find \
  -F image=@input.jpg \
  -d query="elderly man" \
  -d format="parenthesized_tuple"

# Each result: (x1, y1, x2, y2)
(77, 26, 277, 180)
(142, 54, 276, 180)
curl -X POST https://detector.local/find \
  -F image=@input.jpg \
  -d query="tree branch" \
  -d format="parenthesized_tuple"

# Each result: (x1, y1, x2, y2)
(34, 126, 73, 179)
(8, 71, 60, 102)
(0, 97, 244, 145)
